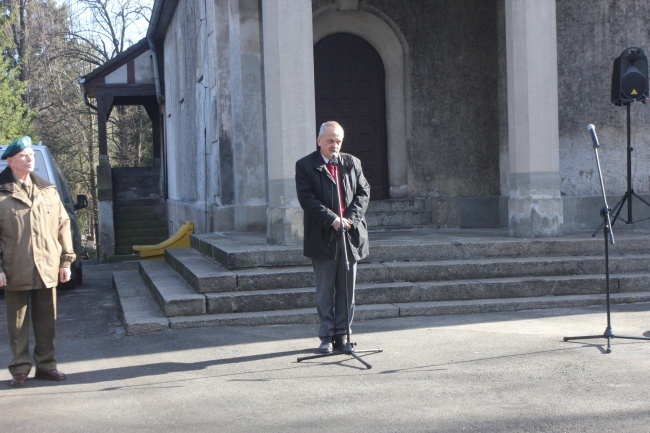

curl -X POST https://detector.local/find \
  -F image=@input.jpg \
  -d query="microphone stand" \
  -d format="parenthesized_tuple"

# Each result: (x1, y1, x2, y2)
(564, 125, 650, 353)
(298, 155, 383, 369)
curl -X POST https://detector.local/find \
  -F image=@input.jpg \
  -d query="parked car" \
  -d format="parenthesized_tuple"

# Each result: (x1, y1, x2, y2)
(0, 143, 88, 290)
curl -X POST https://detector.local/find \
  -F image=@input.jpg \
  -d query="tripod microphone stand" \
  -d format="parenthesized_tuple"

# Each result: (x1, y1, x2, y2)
(297, 155, 383, 369)
(564, 124, 650, 353)
(593, 102, 650, 237)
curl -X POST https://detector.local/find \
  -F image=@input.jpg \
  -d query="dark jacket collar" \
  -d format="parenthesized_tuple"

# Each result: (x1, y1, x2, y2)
(0, 166, 54, 192)
(310, 150, 327, 166)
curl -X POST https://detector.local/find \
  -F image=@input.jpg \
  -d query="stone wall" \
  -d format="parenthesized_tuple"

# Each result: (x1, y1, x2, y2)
(556, 0, 650, 229)
(311, 0, 650, 230)
(161, 0, 650, 234)
(163, 0, 267, 234)
(163, 0, 201, 206)
(313, 0, 502, 199)
(557, 0, 650, 198)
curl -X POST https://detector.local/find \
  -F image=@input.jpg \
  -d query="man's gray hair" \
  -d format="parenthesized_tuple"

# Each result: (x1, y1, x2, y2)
(318, 121, 344, 137)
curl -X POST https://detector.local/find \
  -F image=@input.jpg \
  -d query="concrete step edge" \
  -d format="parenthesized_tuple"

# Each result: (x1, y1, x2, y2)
(165, 292, 650, 329)
(138, 260, 206, 317)
(396, 292, 650, 317)
(197, 272, 650, 295)
(191, 232, 650, 270)
(163, 248, 650, 291)
(112, 270, 170, 335)
(198, 274, 650, 314)
(165, 248, 237, 293)
(113, 266, 650, 333)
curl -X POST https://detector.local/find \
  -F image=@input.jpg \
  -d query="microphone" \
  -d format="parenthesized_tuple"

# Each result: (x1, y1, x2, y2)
(587, 124, 600, 149)
(330, 153, 340, 165)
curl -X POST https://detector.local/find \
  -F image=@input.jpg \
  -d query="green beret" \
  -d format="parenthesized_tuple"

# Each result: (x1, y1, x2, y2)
(1, 136, 32, 160)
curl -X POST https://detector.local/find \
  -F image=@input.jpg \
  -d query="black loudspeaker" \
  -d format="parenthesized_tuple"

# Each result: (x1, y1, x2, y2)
(611, 47, 649, 106)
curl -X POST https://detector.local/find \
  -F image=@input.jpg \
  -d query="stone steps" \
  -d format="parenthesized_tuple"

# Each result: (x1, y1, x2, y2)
(190, 230, 650, 270)
(164, 246, 650, 293)
(113, 270, 168, 334)
(113, 199, 168, 255)
(138, 267, 650, 316)
(111, 228, 650, 334)
(138, 260, 206, 317)
(113, 205, 166, 218)
(114, 219, 167, 231)
(114, 275, 650, 333)
(114, 229, 170, 246)
(365, 198, 433, 227)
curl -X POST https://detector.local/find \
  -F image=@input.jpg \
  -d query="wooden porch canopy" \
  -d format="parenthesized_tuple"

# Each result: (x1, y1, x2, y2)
(79, 38, 162, 160)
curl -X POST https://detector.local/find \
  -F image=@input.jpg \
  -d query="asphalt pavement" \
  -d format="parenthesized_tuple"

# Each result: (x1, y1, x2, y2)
(0, 261, 649, 433)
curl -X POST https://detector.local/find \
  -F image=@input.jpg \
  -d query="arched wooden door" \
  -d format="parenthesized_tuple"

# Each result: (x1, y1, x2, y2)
(314, 33, 389, 200)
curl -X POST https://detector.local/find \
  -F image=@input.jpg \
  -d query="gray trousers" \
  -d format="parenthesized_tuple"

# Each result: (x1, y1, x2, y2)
(312, 238, 356, 339)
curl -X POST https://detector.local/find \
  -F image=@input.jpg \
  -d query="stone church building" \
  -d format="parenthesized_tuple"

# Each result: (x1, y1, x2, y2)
(83, 0, 650, 260)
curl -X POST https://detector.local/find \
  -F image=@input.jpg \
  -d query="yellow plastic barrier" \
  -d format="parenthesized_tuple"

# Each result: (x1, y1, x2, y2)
(133, 221, 194, 258)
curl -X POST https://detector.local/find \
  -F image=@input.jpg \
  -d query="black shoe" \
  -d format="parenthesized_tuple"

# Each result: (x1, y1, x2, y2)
(335, 335, 355, 352)
(319, 337, 333, 353)
(334, 335, 348, 351)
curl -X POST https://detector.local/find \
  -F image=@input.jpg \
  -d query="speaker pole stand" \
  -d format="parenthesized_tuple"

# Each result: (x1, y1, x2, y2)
(566, 125, 650, 352)
(593, 102, 650, 237)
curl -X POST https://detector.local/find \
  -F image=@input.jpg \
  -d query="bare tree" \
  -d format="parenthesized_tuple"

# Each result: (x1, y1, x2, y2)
(110, 105, 153, 167)
(65, 0, 151, 65)
(64, 0, 154, 243)
(1, 0, 153, 246)
(65, 0, 154, 171)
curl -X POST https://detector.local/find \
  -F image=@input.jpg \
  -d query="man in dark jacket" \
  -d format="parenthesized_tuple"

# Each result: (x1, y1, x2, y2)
(295, 121, 370, 353)
(0, 136, 75, 387)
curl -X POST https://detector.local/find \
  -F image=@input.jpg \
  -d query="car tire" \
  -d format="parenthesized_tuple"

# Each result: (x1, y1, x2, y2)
(76, 266, 83, 285)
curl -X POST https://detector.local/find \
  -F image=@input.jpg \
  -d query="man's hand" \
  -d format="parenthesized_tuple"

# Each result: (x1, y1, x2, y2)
(59, 268, 71, 283)
(0, 272, 6, 287)
(332, 217, 352, 232)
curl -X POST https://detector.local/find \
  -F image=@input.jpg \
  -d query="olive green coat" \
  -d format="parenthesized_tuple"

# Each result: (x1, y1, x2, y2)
(0, 167, 75, 291)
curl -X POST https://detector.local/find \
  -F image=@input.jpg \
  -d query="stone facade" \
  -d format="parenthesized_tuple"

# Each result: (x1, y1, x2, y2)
(557, 0, 650, 229)
(156, 0, 650, 242)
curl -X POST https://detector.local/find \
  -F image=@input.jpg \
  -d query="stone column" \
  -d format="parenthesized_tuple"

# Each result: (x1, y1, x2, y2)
(229, 0, 267, 231)
(96, 94, 115, 260)
(505, 0, 563, 237)
(262, 0, 316, 245)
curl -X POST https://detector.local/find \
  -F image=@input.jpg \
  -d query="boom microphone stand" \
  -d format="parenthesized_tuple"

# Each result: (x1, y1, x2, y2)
(593, 102, 650, 236)
(564, 124, 650, 353)
(298, 154, 383, 369)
